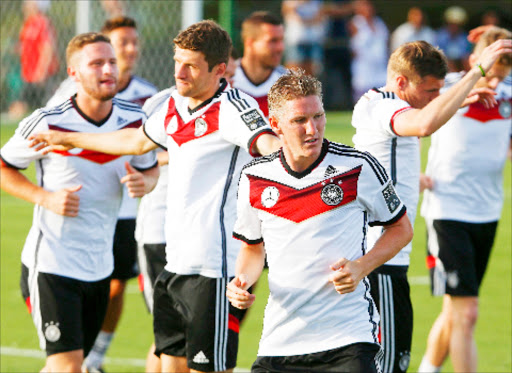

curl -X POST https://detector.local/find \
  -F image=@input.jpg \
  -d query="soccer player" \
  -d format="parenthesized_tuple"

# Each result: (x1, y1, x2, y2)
(232, 11, 286, 117)
(418, 26, 512, 373)
(351, 38, 512, 373)
(28, 20, 280, 373)
(0, 32, 158, 373)
(226, 68, 413, 372)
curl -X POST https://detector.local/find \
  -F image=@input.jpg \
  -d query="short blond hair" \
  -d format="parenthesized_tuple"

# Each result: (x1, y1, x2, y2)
(268, 68, 322, 119)
(388, 41, 448, 83)
(473, 26, 512, 66)
(66, 32, 111, 67)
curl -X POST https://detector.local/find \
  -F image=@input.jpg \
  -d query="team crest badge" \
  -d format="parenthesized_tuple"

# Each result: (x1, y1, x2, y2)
(194, 118, 208, 137)
(44, 321, 61, 342)
(321, 184, 343, 206)
(261, 186, 279, 208)
(498, 100, 511, 118)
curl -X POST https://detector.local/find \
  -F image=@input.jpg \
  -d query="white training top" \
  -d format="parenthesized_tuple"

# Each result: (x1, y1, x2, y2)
(421, 73, 512, 223)
(47, 75, 158, 219)
(0, 97, 157, 281)
(135, 88, 173, 245)
(144, 79, 275, 278)
(232, 63, 287, 118)
(352, 88, 418, 266)
(234, 140, 406, 356)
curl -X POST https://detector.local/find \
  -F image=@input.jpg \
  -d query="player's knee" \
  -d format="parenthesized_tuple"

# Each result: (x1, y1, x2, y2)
(453, 301, 479, 330)
(109, 279, 127, 299)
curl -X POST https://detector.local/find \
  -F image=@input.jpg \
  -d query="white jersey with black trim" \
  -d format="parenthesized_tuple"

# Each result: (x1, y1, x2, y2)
(352, 88, 419, 266)
(421, 73, 512, 223)
(143, 80, 275, 278)
(233, 140, 406, 356)
(232, 63, 287, 118)
(135, 88, 173, 245)
(47, 76, 158, 219)
(0, 97, 157, 281)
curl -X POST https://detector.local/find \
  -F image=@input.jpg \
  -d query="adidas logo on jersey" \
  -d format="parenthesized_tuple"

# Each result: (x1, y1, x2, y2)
(193, 350, 209, 364)
(117, 116, 127, 125)
(324, 165, 337, 177)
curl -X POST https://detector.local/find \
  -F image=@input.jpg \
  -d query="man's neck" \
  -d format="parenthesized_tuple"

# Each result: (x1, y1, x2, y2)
(75, 93, 113, 123)
(117, 71, 133, 92)
(240, 55, 273, 86)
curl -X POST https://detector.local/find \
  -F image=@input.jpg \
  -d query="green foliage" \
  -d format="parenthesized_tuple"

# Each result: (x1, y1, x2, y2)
(1, 113, 510, 372)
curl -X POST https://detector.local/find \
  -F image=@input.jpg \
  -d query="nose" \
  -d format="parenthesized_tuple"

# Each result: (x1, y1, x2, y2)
(104, 61, 117, 75)
(304, 119, 317, 135)
(175, 63, 186, 79)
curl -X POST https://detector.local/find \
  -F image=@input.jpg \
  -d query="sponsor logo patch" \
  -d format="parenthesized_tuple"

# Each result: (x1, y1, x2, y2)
(321, 183, 344, 206)
(241, 109, 266, 131)
(193, 350, 210, 364)
(382, 183, 400, 213)
(261, 186, 279, 208)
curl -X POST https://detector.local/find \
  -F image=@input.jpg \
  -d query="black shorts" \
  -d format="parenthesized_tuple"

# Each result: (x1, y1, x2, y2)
(426, 219, 497, 296)
(153, 270, 244, 372)
(137, 242, 166, 313)
(369, 265, 412, 373)
(251, 343, 381, 373)
(112, 218, 138, 280)
(20, 264, 110, 356)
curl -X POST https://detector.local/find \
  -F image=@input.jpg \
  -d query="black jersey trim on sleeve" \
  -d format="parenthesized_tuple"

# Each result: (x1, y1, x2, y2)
(20, 101, 73, 139)
(328, 142, 389, 185)
(142, 125, 168, 151)
(233, 232, 264, 245)
(368, 205, 407, 227)
(133, 160, 159, 172)
(247, 129, 276, 157)
(0, 154, 26, 170)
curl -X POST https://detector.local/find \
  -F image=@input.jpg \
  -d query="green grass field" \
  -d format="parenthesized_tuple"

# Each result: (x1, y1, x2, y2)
(1, 112, 510, 372)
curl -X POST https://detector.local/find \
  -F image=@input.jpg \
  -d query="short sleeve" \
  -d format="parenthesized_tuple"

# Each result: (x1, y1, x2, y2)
(143, 100, 169, 149)
(0, 110, 49, 169)
(374, 98, 413, 137)
(233, 171, 264, 244)
(219, 89, 275, 156)
(130, 149, 158, 171)
(357, 153, 407, 226)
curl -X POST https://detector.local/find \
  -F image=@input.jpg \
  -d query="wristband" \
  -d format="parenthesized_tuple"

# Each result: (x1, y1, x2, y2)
(476, 63, 485, 77)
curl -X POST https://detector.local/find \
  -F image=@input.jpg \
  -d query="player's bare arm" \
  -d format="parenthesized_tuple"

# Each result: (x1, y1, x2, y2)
(28, 126, 157, 156)
(393, 39, 512, 137)
(329, 214, 413, 295)
(1, 164, 81, 217)
(121, 161, 159, 198)
(253, 133, 281, 156)
(227, 242, 265, 309)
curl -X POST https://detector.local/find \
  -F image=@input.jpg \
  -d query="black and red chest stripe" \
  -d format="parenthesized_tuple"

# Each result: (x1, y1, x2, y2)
(248, 166, 362, 223)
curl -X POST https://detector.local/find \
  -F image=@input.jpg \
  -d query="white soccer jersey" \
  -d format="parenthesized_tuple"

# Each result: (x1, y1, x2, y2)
(233, 140, 406, 356)
(421, 73, 512, 223)
(135, 88, 173, 245)
(232, 63, 287, 118)
(352, 88, 419, 266)
(47, 76, 158, 219)
(143, 79, 275, 278)
(0, 97, 157, 281)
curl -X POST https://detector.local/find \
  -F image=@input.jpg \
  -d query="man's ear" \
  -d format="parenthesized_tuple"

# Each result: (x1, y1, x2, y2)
(396, 75, 408, 91)
(215, 62, 226, 79)
(269, 116, 282, 136)
(67, 65, 79, 82)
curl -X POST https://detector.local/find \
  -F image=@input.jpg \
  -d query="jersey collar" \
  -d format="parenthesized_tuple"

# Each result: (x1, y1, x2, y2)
(71, 95, 113, 127)
(280, 139, 329, 179)
(187, 78, 228, 115)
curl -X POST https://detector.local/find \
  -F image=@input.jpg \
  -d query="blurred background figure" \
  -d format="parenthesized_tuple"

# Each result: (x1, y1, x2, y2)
(480, 9, 500, 27)
(282, 0, 327, 76)
(322, 0, 354, 110)
(436, 6, 472, 72)
(101, 0, 126, 18)
(14, 0, 59, 115)
(349, 0, 388, 102)
(390, 7, 436, 52)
